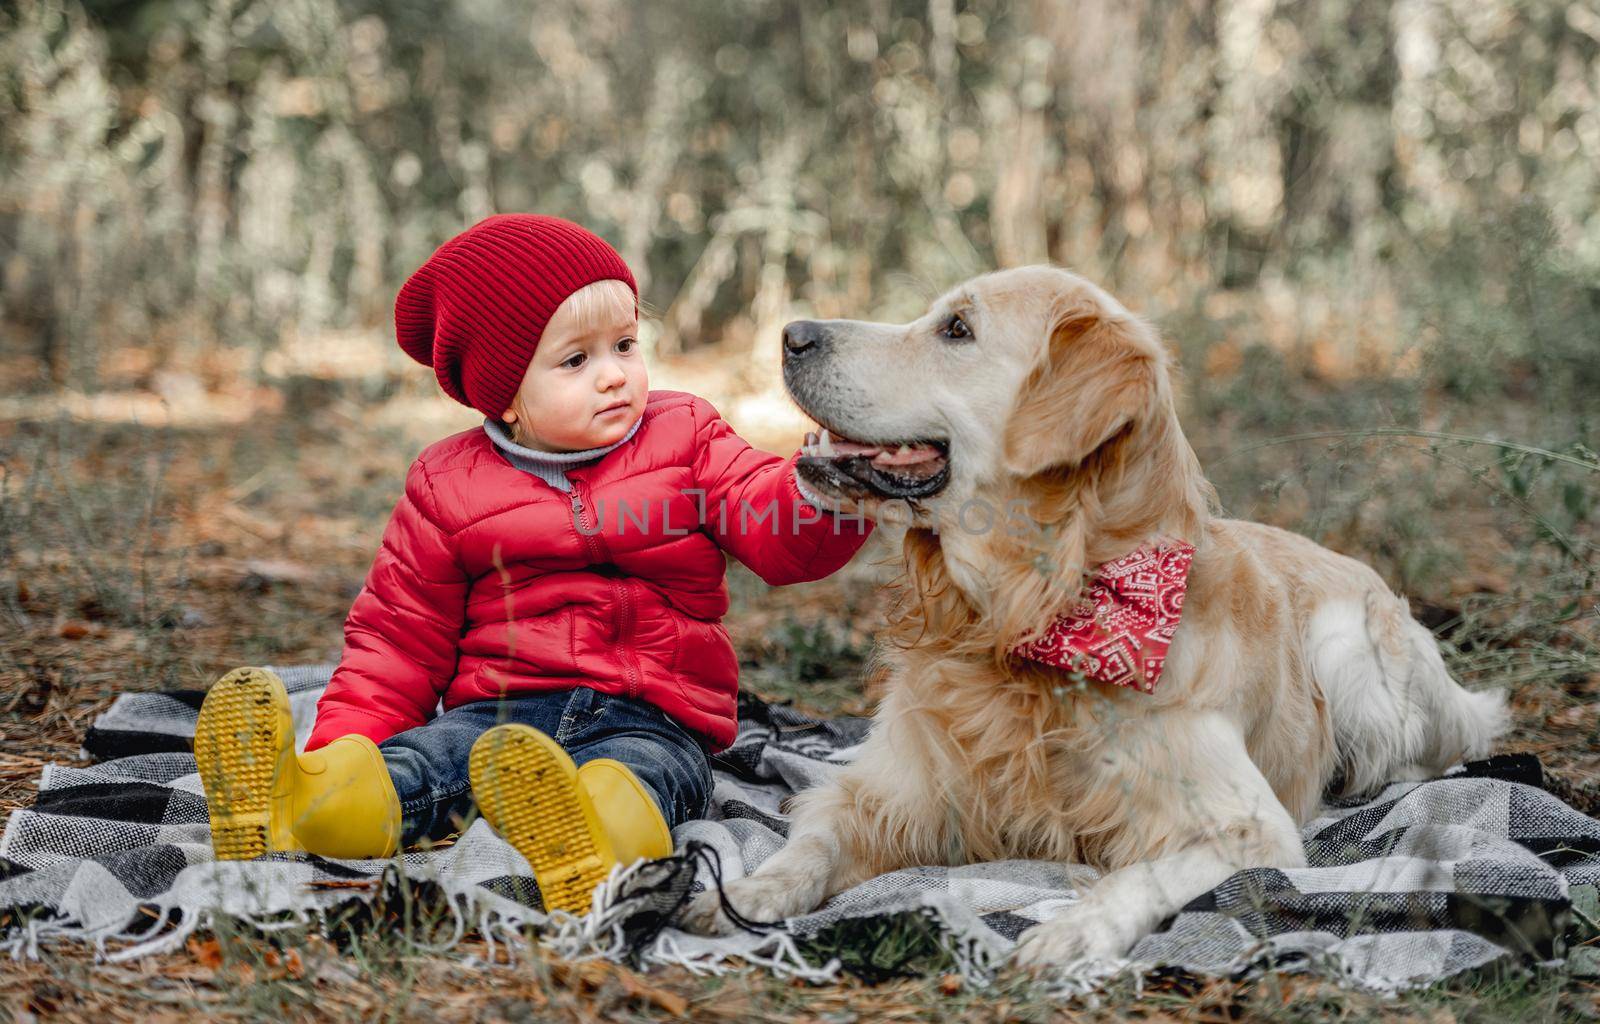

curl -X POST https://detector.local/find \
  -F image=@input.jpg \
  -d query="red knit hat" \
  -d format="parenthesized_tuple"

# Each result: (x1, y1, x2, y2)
(395, 214, 638, 418)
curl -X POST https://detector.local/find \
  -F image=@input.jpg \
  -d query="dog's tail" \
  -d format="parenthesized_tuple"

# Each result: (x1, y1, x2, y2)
(1312, 592, 1509, 798)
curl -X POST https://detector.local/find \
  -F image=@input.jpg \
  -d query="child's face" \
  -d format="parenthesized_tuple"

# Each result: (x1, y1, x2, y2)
(500, 280, 647, 452)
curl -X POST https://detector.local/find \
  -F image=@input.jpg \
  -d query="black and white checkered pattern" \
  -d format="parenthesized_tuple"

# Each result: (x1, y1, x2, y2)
(3, 664, 1596, 989)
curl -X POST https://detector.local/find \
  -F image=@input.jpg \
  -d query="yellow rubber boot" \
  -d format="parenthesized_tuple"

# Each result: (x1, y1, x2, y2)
(194, 667, 400, 860)
(468, 725, 672, 914)
(288, 734, 402, 859)
(576, 758, 673, 865)
(195, 667, 301, 858)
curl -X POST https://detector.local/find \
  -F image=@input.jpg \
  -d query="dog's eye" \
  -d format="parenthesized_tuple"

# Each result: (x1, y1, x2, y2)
(942, 315, 972, 341)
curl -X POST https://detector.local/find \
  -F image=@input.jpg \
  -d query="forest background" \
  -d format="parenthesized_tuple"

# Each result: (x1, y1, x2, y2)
(2, 0, 1598, 1019)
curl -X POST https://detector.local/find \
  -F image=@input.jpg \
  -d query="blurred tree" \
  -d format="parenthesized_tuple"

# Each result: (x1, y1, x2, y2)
(1, 0, 1596, 388)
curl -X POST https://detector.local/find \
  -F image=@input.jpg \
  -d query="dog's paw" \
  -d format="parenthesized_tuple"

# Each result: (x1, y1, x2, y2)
(677, 875, 813, 936)
(678, 888, 737, 935)
(1013, 899, 1142, 970)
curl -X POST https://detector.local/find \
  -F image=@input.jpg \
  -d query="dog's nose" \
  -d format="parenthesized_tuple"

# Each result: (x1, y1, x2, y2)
(782, 320, 828, 359)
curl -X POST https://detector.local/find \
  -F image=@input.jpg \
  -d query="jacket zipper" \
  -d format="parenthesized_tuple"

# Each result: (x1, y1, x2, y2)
(568, 477, 644, 700)
(617, 580, 641, 699)
(568, 485, 604, 563)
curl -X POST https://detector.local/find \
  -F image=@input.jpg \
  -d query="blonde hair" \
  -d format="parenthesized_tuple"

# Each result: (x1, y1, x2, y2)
(555, 278, 638, 334)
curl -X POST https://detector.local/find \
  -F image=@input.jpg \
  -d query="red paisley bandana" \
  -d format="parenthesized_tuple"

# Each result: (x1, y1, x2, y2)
(1010, 539, 1196, 693)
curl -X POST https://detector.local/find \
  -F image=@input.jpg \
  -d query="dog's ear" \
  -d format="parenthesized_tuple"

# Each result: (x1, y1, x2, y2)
(1002, 302, 1160, 479)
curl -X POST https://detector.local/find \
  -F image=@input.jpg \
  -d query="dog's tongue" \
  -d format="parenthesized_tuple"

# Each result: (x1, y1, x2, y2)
(837, 441, 941, 467)
(870, 443, 943, 468)
(828, 438, 883, 457)
(806, 428, 940, 467)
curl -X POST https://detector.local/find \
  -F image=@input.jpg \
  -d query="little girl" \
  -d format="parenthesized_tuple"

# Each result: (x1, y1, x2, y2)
(194, 214, 872, 913)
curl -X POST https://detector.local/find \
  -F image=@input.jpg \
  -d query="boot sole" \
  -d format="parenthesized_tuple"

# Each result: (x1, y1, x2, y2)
(469, 726, 613, 914)
(194, 667, 288, 860)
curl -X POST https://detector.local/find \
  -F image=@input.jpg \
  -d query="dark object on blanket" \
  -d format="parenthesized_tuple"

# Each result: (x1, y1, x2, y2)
(602, 842, 781, 967)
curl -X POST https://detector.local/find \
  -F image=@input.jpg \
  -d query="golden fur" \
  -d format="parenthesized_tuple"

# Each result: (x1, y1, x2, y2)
(683, 266, 1506, 967)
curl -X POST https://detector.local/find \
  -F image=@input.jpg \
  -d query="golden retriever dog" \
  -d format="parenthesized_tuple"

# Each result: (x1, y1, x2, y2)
(680, 266, 1507, 967)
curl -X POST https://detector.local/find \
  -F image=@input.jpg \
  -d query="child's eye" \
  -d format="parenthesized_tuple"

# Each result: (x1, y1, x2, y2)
(563, 352, 586, 369)
(616, 337, 636, 353)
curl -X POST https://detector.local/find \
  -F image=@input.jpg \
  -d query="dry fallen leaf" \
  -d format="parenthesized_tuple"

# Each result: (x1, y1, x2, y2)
(1548, 705, 1594, 730)
(187, 936, 223, 970)
(262, 947, 306, 979)
(615, 973, 688, 1017)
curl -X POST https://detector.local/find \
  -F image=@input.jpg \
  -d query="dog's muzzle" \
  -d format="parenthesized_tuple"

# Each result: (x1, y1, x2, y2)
(782, 320, 951, 502)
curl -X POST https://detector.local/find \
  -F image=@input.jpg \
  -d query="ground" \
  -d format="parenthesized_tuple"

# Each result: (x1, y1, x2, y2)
(1, 335, 1597, 1022)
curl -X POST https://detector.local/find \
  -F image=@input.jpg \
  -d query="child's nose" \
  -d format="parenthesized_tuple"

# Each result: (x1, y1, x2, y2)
(597, 354, 627, 388)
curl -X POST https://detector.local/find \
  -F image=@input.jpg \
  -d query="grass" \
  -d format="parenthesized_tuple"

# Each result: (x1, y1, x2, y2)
(741, 614, 876, 715)
(5, 914, 1596, 1022)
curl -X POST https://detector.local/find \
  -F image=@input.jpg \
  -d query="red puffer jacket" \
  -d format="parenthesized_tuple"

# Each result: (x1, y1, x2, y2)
(306, 391, 872, 752)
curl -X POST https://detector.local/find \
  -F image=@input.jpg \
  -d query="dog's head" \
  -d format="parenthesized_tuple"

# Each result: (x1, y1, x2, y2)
(784, 266, 1210, 651)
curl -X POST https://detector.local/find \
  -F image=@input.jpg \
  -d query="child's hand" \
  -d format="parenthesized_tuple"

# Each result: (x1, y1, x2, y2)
(793, 452, 876, 523)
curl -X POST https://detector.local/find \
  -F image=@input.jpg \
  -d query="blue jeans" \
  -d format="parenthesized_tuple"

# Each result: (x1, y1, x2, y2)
(375, 687, 713, 847)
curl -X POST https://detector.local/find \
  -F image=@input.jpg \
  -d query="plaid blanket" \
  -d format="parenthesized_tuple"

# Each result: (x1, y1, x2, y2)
(3, 664, 1596, 991)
